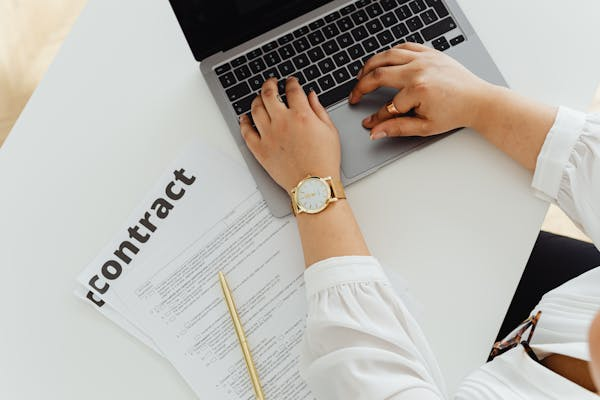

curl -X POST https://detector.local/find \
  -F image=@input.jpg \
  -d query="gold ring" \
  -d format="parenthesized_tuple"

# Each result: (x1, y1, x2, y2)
(386, 100, 400, 115)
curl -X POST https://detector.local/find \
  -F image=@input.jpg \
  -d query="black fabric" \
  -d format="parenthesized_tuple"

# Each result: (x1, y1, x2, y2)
(496, 231, 600, 342)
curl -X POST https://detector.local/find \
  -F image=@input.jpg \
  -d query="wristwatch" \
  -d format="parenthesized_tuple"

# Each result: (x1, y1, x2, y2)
(289, 175, 346, 216)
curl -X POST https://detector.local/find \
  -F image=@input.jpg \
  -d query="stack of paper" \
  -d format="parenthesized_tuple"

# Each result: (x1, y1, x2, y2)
(75, 140, 315, 399)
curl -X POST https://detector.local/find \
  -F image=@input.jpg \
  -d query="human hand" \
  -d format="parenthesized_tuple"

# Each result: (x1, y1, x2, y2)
(348, 42, 495, 140)
(240, 77, 341, 191)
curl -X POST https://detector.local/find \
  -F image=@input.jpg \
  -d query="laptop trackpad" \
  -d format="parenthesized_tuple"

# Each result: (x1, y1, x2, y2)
(329, 87, 430, 179)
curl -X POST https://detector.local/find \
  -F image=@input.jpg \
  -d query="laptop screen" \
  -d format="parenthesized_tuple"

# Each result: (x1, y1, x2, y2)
(169, 0, 334, 61)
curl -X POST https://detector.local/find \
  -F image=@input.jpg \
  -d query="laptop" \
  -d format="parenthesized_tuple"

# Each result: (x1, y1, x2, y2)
(169, 0, 506, 217)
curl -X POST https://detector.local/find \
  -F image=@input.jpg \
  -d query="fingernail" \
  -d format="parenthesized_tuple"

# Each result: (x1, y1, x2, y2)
(239, 115, 246, 122)
(370, 131, 387, 140)
(357, 68, 363, 79)
(348, 93, 354, 103)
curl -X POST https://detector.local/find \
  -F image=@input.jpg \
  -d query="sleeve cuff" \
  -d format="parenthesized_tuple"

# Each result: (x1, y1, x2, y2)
(532, 106, 587, 201)
(304, 256, 389, 299)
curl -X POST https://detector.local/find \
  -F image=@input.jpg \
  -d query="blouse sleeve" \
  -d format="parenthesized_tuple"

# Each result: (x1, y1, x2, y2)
(532, 107, 600, 247)
(298, 256, 446, 400)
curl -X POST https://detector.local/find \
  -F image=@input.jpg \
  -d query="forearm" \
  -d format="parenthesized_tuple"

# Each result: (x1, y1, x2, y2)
(471, 85, 558, 171)
(296, 199, 370, 267)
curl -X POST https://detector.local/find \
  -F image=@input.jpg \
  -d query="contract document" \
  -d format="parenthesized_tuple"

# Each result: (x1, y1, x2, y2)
(77, 140, 314, 399)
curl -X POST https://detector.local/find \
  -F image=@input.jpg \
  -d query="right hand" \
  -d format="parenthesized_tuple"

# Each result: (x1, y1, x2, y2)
(348, 42, 496, 140)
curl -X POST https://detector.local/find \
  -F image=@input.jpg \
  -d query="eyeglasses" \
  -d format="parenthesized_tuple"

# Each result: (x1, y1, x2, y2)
(488, 311, 542, 363)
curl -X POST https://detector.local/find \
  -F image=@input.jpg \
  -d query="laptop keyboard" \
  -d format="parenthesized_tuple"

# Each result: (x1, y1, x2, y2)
(214, 0, 465, 118)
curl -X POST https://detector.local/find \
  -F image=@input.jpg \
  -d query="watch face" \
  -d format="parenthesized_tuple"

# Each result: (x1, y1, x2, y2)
(296, 177, 331, 213)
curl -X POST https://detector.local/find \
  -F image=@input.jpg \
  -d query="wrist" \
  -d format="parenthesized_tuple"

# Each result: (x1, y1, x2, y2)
(468, 84, 511, 133)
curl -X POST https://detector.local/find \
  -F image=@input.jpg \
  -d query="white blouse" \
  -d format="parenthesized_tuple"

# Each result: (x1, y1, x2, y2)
(299, 107, 600, 399)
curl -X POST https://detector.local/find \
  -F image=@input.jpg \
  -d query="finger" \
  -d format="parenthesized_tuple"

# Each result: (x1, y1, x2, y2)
(363, 90, 418, 128)
(349, 65, 409, 104)
(394, 41, 430, 52)
(369, 117, 433, 140)
(260, 78, 287, 117)
(357, 48, 419, 79)
(307, 90, 334, 128)
(285, 76, 311, 111)
(250, 94, 270, 134)
(239, 114, 263, 158)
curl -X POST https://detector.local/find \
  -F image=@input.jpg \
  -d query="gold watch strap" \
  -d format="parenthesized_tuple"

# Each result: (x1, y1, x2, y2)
(329, 178, 346, 200)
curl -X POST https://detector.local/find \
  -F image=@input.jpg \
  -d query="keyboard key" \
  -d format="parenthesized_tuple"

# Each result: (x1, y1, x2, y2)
(247, 48, 263, 60)
(234, 65, 251, 81)
(262, 41, 278, 53)
(231, 56, 246, 68)
(356, 0, 371, 7)
(292, 37, 310, 53)
(409, 0, 427, 13)
(450, 35, 465, 46)
(431, 36, 450, 51)
(304, 81, 321, 95)
(307, 47, 325, 62)
(395, 5, 412, 20)
(324, 10, 341, 23)
(248, 75, 264, 91)
(366, 19, 383, 34)
(421, 17, 456, 41)
(226, 81, 251, 101)
(365, 3, 384, 18)
(332, 67, 351, 84)
(322, 24, 340, 39)
(278, 44, 296, 59)
(277, 33, 294, 45)
(425, 0, 449, 17)
(406, 16, 423, 31)
(278, 60, 295, 76)
(347, 43, 365, 59)
(350, 9, 368, 25)
(309, 18, 325, 30)
(249, 58, 266, 74)
(319, 79, 357, 108)
(381, 12, 399, 27)
(340, 4, 356, 15)
(294, 70, 306, 85)
(323, 39, 340, 55)
(264, 51, 281, 66)
(405, 32, 424, 43)
(348, 60, 362, 76)
(215, 63, 231, 75)
(362, 37, 379, 52)
(420, 9, 438, 24)
(377, 29, 395, 45)
(293, 26, 309, 38)
(219, 72, 236, 88)
(292, 53, 310, 69)
(336, 17, 354, 32)
(351, 26, 369, 41)
(308, 30, 326, 46)
(381, 0, 397, 11)
(336, 32, 353, 48)
(332, 50, 350, 67)
(232, 93, 255, 115)
(303, 65, 320, 81)
(318, 58, 336, 74)
(318, 74, 336, 91)
(277, 79, 286, 94)
(391, 22, 409, 38)
(263, 67, 278, 80)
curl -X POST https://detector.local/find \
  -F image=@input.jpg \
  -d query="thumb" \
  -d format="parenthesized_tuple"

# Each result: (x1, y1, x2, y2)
(369, 116, 433, 140)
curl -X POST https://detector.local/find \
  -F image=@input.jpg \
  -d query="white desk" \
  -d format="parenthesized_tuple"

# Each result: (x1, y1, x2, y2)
(1, 0, 599, 398)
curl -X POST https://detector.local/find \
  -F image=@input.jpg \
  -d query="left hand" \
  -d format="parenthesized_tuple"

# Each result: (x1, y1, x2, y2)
(240, 77, 341, 191)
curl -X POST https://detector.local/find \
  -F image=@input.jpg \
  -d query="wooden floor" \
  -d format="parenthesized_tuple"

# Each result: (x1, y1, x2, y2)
(0, 0, 593, 241)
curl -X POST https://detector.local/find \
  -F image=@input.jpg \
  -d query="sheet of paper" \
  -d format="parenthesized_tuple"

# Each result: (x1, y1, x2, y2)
(77, 140, 314, 399)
